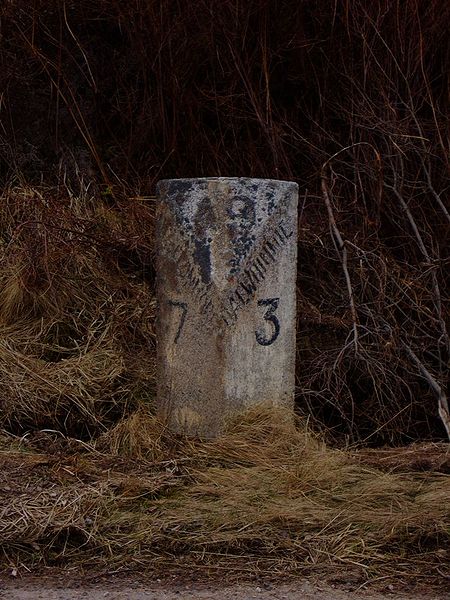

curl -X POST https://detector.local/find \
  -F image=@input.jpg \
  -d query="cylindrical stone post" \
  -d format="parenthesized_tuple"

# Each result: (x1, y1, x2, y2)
(156, 177, 298, 438)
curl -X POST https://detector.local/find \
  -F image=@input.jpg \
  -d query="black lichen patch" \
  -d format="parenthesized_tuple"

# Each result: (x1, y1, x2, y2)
(227, 194, 257, 274)
(194, 238, 211, 284)
(266, 186, 277, 214)
(194, 197, 216, 235)
(170, 180, 194, 197)
(162, 182, 196, 231)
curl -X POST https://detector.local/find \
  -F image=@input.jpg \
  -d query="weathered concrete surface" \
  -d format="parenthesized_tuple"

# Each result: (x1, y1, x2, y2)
(156, 177, 298, 437)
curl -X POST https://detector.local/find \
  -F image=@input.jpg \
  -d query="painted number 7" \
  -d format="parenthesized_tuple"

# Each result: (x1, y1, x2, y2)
(169, 300, 188, 344)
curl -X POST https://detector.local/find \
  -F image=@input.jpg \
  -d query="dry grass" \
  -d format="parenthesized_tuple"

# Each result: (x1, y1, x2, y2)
(0, 186, 156, 435)
(0, 328, 128, 430)
(1, 406, 448, 584)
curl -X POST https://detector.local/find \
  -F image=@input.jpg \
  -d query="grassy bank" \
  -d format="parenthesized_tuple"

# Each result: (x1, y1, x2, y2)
(1, 406, 448, 585)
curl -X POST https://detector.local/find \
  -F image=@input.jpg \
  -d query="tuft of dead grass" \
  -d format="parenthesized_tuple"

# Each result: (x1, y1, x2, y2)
(97, 407, 166, 461)
(1, 406, 448, 584)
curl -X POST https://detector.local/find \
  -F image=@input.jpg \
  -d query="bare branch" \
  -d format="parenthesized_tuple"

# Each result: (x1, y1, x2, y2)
(321, 170, 359, 353)
(405, 346, 450, 440)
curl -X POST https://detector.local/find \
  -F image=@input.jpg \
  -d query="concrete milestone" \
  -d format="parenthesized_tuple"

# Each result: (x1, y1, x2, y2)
(156, 177, 298, 437)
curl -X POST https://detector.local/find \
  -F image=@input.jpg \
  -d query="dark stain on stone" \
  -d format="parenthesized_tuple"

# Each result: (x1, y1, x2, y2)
(194, 238, 211, 284)
(227, 194, 256, 274)
(267, 187, 277, 214)
(194, 197, 216, 237)
(163, 182, 195, 230)
(171, 180, 194, 196)
(168, 195, 193, 231)
(191, 197, 217, 284)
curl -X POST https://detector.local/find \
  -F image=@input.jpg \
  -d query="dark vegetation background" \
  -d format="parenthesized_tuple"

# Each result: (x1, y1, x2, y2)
(0, 0, 448, 444)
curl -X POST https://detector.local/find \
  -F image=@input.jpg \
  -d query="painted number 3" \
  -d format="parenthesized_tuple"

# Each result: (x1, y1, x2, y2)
(255, 298, 280, 346)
